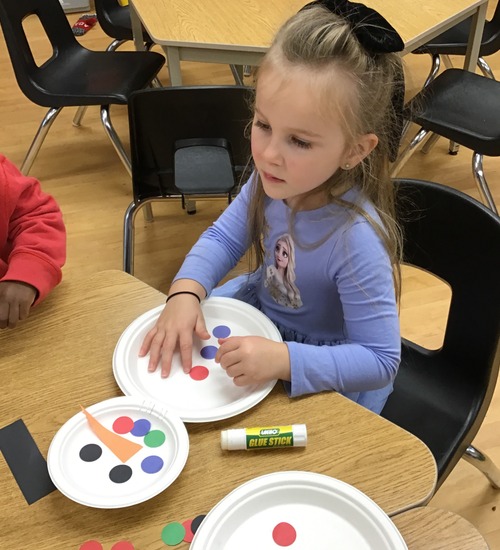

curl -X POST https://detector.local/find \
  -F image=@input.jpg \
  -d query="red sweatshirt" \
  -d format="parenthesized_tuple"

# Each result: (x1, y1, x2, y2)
(0, 155, 66, 305)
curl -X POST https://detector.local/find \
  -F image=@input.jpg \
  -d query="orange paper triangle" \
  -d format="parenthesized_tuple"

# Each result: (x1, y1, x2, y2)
(80, 405, 142, 462)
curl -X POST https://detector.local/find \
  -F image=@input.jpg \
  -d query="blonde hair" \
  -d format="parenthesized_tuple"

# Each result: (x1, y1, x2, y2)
(247, 5, 403, 298)
(274, 234, 300, 294)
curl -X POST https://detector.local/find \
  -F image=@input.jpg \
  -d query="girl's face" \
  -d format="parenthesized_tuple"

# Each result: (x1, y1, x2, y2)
(274, 240, 289, 269)
(251, 64, 376, 210)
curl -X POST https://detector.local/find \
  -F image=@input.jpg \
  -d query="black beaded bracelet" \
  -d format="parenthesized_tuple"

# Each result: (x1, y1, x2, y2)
(166, 290, 201, 304)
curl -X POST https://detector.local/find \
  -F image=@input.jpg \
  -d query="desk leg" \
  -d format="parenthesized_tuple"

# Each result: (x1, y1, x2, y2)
(464, 2, 487, 71)
(164, 47, 183, 86)
(130, 3, 146, 52)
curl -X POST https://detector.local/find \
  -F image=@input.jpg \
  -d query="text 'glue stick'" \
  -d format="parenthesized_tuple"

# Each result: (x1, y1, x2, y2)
(221, 424, 307, 451)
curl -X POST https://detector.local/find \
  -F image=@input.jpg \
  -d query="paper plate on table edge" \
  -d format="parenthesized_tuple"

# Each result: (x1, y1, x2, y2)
(190, 471, 408, 550)
(112, 298, 282, 423)
(47, 396, 189, 509)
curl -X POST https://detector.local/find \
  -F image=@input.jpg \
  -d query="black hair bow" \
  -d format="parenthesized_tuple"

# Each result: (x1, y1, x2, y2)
(301, 0, 404, 55)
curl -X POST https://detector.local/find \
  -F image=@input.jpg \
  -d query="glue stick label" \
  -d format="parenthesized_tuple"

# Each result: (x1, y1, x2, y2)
(245, 426, 294, 448)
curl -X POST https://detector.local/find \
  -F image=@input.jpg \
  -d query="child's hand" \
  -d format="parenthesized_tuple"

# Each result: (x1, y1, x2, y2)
(139, 294, 210, 378)
(215, 336, 290, 385)
(0, 281, 37, 329)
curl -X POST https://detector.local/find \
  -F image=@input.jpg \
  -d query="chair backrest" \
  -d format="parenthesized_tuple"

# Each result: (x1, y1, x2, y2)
(94, 0, 132, 41)
(128, 86, 253, 201)
(0, 0, 79, 104)
(382, 178, 500, 486)
(396, 179, 499, 368)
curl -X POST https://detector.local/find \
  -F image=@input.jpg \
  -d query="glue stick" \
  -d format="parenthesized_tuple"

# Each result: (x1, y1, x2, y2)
(221, 425, 307, 451)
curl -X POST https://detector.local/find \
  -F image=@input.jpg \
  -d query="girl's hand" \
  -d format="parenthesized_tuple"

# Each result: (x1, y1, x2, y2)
(215, 336, 290, 385)
(139, 294, 210, 378)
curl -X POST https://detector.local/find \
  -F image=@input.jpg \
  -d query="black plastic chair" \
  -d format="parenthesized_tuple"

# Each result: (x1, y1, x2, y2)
(74, 0, 163, 129)
(124, 85, 253, 274)
(391, 69, 499, 214)
(0, 0, 165, 175)
(382, 178, 500, 491)
(94, 0, 153, 52)
(413, 1, 500, 86)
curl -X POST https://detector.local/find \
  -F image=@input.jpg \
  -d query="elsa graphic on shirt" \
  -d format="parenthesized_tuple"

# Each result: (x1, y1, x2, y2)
(264, 234, 303, 309)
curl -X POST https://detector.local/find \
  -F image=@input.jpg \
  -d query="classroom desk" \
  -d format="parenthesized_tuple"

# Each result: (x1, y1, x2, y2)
(129, 0, 488, 86)
(0, 270, 437, 549)
(392, 507, 490, 550)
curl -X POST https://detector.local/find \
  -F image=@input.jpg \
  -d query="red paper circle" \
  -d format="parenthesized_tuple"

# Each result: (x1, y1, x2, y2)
(189, 365, 209, 381)
(272, 522, 297, 546)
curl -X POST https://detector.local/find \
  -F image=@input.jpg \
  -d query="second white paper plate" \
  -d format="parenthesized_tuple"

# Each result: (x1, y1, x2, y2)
(190, 471, 407, 549)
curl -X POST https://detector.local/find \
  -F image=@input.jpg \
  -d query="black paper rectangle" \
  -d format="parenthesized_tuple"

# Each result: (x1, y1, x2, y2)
(0, 419, 56, 504)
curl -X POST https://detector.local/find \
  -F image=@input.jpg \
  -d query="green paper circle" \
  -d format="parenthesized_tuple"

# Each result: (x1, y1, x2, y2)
(144, 429, 166, 448)
(161, 522, 186, 546)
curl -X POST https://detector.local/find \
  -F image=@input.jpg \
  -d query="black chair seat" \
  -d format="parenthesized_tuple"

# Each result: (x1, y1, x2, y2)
(413, 69, 500, 157)
(30, 49, 164, 106)
(411, 3, 500, 87)
(414, 14, 500, 57)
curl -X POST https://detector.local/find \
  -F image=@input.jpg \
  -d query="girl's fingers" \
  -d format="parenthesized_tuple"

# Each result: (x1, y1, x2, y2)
(178, 332, 194, 373)
(215, 337, 237, 363)
(232, 374, 249, 387)
(139, 326, 157, 357)
(160, 345, 175, 378)
(147, 330, 170, 372)
(219, 351, 242, 376)
(8, 303, 19, 329)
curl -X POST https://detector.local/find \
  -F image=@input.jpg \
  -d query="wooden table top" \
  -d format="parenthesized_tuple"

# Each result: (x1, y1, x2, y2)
(0, 270, 437, 549)
(130, 0, 488, 55)
(393, 507, 489, 549)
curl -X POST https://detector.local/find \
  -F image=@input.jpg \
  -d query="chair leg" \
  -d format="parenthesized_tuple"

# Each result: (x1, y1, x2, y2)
(73, 106, 88, 127)
(151, 76, 163, 88)
(421, 132, 441, 154)
(100, 106, 155, 220)
(100, 105, 132, 176)
(472, 153, 499, 214)
(463, 445, 500, 489)
(123, 199, 140, 275)
(477, 57, 495, 79)
(422, 54, 441, 88)
(21, 107, 63, 175)
(229, 65, 244, 86)
(123, 198, 155, 274)
(390, 127, 430, 177)
(442, 54, 454, 70)
(106, 38, 127, 52)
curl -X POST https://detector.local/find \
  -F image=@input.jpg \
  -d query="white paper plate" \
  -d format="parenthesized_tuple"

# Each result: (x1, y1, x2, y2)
(113, 298, 282, 423)
(47, 396, 189, 508)
(190, 471, 407, 549)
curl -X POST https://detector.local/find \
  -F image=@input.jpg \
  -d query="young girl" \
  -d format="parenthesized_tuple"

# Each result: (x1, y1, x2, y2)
(140, 0, 405, 414)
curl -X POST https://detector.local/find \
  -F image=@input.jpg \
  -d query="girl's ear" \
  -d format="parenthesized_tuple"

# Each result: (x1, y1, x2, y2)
(343, 133, 379, 168)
